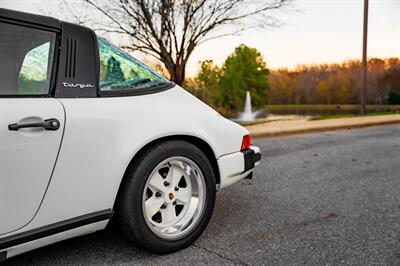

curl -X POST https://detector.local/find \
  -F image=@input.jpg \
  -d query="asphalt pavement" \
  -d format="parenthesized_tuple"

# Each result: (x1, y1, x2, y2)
(4, 125, 400, 265)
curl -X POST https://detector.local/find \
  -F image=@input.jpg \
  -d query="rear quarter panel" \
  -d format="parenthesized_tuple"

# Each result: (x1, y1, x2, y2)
(24, 86, 248, 229)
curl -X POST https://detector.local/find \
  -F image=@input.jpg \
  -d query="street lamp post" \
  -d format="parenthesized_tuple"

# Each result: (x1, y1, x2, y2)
(360, 0, 369, 115)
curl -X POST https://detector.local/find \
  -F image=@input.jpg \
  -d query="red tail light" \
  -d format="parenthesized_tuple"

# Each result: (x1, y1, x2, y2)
(241, 135, 251, 151)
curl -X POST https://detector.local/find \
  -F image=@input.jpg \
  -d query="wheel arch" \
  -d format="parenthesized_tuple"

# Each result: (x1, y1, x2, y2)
(114, 135, 220, 208)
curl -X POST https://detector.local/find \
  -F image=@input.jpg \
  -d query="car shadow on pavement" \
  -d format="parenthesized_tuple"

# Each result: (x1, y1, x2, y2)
(3, 191, 253, 265)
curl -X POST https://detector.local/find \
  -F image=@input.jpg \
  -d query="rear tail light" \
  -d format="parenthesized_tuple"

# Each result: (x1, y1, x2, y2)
(241, 134, 251, 151)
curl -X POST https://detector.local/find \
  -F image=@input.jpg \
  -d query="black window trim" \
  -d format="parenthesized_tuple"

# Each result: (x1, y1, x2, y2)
(0, 16, 60, 33)
(0, 19, 61, 98)
(98, 81, 175, 97)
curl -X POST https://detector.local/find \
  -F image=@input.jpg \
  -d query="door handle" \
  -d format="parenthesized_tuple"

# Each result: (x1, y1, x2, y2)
(8, 118, 60, 131)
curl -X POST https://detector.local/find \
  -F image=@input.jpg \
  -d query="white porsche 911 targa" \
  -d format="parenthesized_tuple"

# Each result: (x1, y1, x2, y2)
(0, 8, 261, 260)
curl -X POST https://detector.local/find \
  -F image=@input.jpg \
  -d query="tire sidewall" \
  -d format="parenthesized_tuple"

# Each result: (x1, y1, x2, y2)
(117, 141, 216, 253)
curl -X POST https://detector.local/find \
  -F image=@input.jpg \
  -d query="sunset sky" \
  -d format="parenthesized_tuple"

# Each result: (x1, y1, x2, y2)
(1, 0, 399, 77)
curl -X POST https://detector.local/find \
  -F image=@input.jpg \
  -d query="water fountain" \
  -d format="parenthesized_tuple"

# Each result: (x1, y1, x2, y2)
(238, 91, 257, 121)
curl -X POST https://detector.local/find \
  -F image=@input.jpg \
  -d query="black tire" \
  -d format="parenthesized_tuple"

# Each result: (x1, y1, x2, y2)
(115, 140, 216, 254)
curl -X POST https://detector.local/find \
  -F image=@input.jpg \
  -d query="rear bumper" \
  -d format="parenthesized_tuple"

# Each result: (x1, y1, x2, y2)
(217, 146, 261, 189)
(242, 146, 261, 172)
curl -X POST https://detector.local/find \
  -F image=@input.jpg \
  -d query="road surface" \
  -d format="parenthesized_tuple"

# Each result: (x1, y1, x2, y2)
(4, 125, 400, 265)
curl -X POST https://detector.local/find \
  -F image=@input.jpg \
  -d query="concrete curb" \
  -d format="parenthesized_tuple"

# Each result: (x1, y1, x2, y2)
(247, 118, 400, 139)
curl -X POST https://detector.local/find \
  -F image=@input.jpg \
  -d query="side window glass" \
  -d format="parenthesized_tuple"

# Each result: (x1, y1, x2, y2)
(0, 22, 55, 96)
(98, 37, 168, 92)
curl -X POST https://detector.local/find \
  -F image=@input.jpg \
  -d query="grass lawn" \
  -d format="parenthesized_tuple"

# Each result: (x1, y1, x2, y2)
(311, 111, 400, 121)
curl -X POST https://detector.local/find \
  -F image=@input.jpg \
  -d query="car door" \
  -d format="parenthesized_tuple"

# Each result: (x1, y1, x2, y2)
(0, 21, 65, 235)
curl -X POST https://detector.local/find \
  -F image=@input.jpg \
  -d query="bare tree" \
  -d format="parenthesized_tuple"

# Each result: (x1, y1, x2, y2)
(62, 0, 291, 85)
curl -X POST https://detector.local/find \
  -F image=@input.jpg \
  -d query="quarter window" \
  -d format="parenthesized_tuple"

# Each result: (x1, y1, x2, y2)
(0, 22, 56, 96)
(98, 37, 169, 93)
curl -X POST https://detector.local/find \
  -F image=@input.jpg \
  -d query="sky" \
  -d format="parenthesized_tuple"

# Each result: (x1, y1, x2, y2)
(1, 0, 399, 77)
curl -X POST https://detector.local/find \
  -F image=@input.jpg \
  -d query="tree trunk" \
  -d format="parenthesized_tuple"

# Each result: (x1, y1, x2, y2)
(165, 62, 186, 86)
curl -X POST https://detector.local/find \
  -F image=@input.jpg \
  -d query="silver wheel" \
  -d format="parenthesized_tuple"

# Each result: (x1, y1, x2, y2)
(142, 156, 206, 240)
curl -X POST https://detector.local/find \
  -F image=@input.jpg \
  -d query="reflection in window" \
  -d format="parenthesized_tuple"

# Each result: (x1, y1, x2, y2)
(98, 37, 168, 92)
(18, 42, 51, 95)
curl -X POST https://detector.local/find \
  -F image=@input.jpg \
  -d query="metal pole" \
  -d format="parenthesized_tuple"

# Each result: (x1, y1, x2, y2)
(360, 0, 369, 115)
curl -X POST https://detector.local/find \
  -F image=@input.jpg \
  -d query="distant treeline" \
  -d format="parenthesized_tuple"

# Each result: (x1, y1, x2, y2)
(184, 44, 400, 115)
(269, 58, 400, 105)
